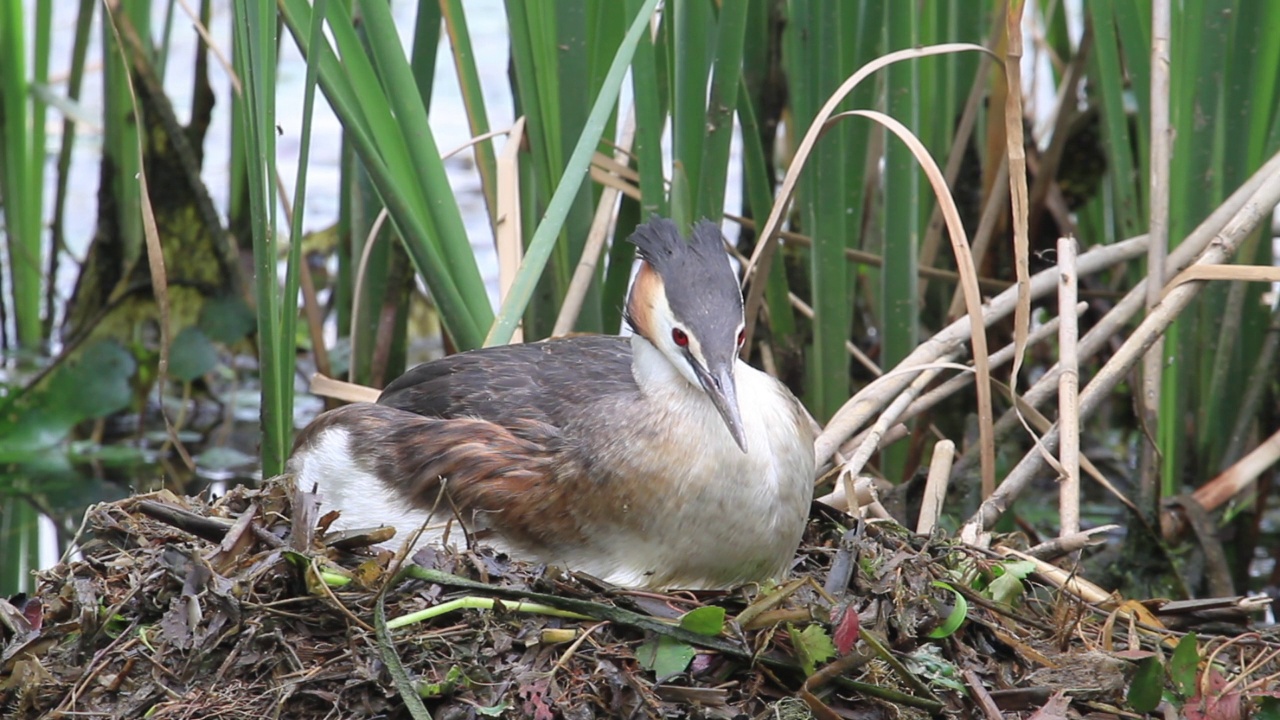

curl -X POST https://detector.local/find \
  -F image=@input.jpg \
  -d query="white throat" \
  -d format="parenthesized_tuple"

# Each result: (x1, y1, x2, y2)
(629, 334, 699, 396)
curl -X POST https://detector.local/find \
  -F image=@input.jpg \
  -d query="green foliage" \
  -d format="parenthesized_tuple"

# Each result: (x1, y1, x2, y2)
(231, 0, 289, 478)
(486, 0, 660, 345)
(678, 605, 726, 636)
(1126, 655, 1164, 713)
(197, 296, 257, 345)
(1087, 0, 1280, 493)
(168, 327, 218, 382)
(1169, 633, 1200, 697)
(0, 0, 51, 347)
(787, 623, 836, 676)
(985, 560, 1036, 606)
(635, 635, 696, 679)
(927, 581, 967, 639)
(277, 0, 492, 350)
(0, 341, 136, 460)
(634, 605, 726, 679)
(416, 665, 465, 698)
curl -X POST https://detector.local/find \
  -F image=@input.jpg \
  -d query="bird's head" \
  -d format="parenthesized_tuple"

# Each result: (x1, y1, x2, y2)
(624, 218, 748, 453)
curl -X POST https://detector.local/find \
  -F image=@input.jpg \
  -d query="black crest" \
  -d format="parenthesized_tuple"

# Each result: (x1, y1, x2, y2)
(627, 218, 744, 342)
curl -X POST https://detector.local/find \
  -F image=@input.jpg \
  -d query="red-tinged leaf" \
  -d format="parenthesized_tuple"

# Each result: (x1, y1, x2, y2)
(1185, 693, 1243, 720)
(1026, 690, 1071, 720)
(1112, 649, 1156, 660)
(830, 602, 860, 655)
(518, 679, 555, 720)
(689, 652, 717, 676)
(1186, 668, 1243, 720)
(20, 598, 43, 632)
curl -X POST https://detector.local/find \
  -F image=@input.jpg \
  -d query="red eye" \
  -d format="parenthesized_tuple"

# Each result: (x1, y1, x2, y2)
(672, 328, 689, 347)
(737, 329, 746, 347)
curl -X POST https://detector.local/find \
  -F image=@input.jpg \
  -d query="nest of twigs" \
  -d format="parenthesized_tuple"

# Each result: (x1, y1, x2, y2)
(1, 477, 1274, 719)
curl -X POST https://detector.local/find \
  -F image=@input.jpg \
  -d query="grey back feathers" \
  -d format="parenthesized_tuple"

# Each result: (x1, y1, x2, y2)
(628, 218, 744, 343)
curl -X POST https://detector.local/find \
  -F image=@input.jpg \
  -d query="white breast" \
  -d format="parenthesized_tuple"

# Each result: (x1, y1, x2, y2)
(560, 338, 814, 588)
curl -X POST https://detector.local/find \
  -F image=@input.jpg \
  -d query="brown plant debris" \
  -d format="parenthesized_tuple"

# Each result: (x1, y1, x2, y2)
(2, 477, 1276, 719)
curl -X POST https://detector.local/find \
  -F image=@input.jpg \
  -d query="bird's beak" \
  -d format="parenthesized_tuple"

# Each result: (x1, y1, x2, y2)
(696, 360, 748, 453)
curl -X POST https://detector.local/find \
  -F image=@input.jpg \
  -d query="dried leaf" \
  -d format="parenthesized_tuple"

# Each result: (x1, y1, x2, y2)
(517, 679, 556, 720)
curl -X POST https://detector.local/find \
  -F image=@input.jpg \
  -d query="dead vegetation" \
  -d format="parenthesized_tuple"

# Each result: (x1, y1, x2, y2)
(3, 477, 1276, 718)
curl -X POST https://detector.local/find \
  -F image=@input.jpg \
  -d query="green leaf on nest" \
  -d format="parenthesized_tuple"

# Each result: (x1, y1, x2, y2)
(928, 581, 968, 639)
(636, 636, 696, 679)
(678, 606, 726, 636)
(1126, 655, 1164, 712)
(1169, 632, 1199, 696)
(987, 559, 1036, 605)
(788, 623, 836, 676)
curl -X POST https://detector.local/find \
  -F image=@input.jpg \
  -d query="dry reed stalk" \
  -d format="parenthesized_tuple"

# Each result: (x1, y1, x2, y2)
(966, 164, 1280, 534)
(1057, 236, 1080, 538)
(1140, 0, 1173, 505)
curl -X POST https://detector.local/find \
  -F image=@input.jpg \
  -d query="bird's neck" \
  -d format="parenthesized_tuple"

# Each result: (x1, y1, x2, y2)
(629, 334, 695, 397)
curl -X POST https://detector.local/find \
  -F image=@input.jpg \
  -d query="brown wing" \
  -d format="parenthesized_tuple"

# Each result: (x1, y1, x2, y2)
(297, 402, 591, 550)
(376, 335, 637, 430)
(351, 335, 640, 550)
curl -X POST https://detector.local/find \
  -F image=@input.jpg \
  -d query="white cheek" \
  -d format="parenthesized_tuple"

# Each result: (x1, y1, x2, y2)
(649, 319, 702, 389)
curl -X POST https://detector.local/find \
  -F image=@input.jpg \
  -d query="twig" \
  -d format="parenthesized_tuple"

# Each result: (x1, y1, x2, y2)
(1001, 0, 1031, 503)
(398, 565, 938, 710)
(551, 621, 609, 678)
(726, 212, 1013, 291)
(494, 117, 526, 344)
(859, 629, 940, 704)
(311, 558, 375, 633)
(814, 234, 1147, 469)
(386, 596, 592, 629)
(1192, 426, 1280, 516)
(837, 363, 947, 482)
(136, 498, 284, 549)
(948, 148, 1280, 488)
(1058, 236, 1080, 539)
(1024, 525, 1119, 561)
(898, 302, 1083, 429)
(917, 440, 955, 535)
(1140, 0, 1173, 510)
(963, 668, 1003, 720)
(375, 572, 433, 720)
(965, 158, 1280, 533)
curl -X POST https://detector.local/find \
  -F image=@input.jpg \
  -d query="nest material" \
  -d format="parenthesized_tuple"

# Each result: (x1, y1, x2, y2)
(0, 477, 1269, 719)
